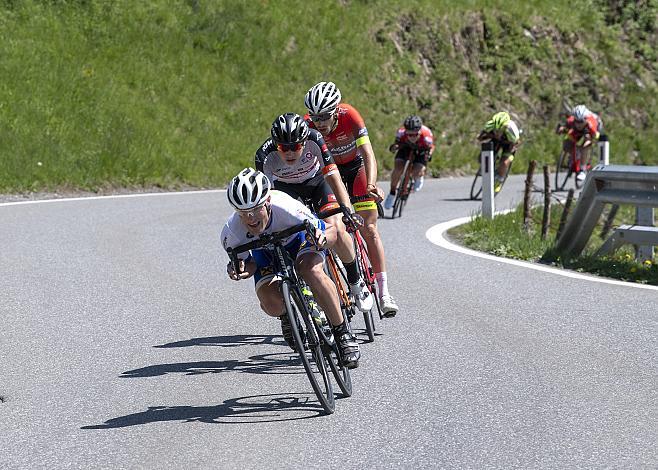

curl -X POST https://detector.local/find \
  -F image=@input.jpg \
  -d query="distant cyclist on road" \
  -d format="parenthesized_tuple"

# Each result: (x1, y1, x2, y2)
(384, 115, 435, 210)
(304, 81, 399, 317)
(221, 168, 360, 368)
(254, 112, 373, 313)
(556, 104, 601, 183)
(476, 111, 521, 193)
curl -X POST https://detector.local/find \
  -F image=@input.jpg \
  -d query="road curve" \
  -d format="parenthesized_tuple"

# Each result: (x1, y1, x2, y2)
(1, 176, 656, 469)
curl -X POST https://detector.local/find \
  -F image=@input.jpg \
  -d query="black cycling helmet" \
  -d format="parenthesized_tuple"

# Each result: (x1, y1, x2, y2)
(403, 115, 423, 131)
(270, 112, 310, 144)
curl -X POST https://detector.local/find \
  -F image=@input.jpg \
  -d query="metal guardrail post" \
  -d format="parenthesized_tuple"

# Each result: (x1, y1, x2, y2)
(555, 165, 658, 259)
(636, 207, 655, 262)
(481, 141, 494, 220)
(598, 134, 609, 166)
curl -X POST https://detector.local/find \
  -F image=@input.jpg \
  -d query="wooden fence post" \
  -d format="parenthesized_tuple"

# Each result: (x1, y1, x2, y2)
(523, 160, 537, 231)
(541, 165, 551, 240)
(600, 204, 619, 240)
(556, 188, 575, 240)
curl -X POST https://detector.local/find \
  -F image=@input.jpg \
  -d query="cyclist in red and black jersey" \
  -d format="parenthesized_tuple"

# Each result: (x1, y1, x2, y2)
(304, 82, 398, 317)
(255, 112, 372, 313)
(384, 115, 435, 209)
(556, 104, 600, 183)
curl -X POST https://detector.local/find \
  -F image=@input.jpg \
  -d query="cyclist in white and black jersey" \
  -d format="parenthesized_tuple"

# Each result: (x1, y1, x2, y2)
(255, 113, 372, 313)
(221, 168, 360, 368)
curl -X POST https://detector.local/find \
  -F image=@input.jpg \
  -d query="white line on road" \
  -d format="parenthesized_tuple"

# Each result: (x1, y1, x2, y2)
(0, 189, 226, 207)
(426, 215, 658, 292)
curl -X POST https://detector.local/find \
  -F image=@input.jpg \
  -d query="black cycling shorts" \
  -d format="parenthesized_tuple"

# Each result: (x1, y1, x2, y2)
(273, 173, 338, 214)
(394, 147, 428, 165)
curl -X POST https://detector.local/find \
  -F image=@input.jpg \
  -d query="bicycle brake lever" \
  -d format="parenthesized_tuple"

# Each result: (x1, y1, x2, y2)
(304, 220, 321, 251)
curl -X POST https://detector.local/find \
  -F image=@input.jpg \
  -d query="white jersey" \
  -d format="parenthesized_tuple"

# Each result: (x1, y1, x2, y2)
(220, 190, 323, 260)
(254, 129, 338, 185)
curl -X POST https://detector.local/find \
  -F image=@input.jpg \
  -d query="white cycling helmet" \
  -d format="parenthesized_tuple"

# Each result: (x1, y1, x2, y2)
(573, 104, 589, 121)
(227, 168, 272, 210)
(304, 81, 342, 115)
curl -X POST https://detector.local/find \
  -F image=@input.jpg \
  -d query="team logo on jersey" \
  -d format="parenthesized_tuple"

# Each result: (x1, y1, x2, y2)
(258, 266, 274, 277)
(336, 133, 351, 144)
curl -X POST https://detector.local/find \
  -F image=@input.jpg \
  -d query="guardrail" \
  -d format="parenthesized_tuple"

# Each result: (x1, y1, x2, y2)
(555, 165, 658, 260)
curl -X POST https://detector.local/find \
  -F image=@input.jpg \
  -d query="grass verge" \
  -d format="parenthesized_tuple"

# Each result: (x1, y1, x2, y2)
(448, 202, 658, 285)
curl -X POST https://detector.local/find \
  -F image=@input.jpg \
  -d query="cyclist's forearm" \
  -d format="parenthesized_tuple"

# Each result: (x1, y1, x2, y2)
(326, 172, 352, 209)
(359, 141, 378, 186)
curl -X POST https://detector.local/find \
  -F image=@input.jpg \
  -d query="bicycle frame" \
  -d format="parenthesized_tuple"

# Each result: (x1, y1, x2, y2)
(324, 250, 353, 321)
(227, 221, 341, 412)
(398, 156, 414, 199)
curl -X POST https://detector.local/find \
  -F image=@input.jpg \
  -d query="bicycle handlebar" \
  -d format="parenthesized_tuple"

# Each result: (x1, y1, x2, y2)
(226, 220, 319, 276)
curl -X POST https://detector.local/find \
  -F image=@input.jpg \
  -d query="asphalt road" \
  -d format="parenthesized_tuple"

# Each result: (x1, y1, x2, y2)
(1, 176, 656, 469)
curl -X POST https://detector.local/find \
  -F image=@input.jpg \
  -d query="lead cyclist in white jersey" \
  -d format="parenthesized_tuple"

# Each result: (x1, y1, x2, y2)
(221, 168, 360, 368)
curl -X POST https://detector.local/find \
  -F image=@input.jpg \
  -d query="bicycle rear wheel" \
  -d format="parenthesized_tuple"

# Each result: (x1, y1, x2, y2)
(282, 282, 335, 414)
(555, 150, 571, 191)
(469, 167, 482, 200)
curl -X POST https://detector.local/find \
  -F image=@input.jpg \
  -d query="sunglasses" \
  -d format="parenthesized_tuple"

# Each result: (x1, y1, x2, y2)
(309, 112, 334, 123)
(237, 203, 267, 217)
(277, 142, 304, 152)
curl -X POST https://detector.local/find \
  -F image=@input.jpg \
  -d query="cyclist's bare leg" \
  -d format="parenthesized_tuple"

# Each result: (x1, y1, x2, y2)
(325, 213, 356, 264)
(389, 158, 406, 194)
(357, 207, 386, 274)
(497, 156, 512, 178)
(296, 252, 343, 326)
(580, 144, 592, 170)
(256, 279, 285, 317)
(412, 162, 425, 180)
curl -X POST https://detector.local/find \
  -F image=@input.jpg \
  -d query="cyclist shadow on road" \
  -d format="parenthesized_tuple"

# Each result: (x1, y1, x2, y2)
(154, 334, 284, 349)
(80, 393, 324, 429)
(120, 352, 309, 378)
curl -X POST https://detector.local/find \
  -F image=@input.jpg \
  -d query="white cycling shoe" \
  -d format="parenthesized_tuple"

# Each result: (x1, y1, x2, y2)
(349, 281, 373, 312)
(384, 193, 395, 210)
(380, 294, 399, 318)
(413, 176, 424, 192)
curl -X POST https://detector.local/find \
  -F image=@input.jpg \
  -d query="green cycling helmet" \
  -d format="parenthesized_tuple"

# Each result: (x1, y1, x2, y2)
(490, 111, 511, 130)
(484, 111, 511, 133)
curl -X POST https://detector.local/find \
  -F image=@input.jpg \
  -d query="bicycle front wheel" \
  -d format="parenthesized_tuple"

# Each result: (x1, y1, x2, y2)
(555, 151, 571, 191)
(315, 310, 353, 398)
(282, 282, 335, 414)
(469, 167, 483, 200)
(376, 201, 384, 219)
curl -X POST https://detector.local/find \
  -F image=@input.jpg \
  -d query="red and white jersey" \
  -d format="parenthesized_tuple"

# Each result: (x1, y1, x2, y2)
(394, 125, 435, 153)
(305, 103, 370, 166)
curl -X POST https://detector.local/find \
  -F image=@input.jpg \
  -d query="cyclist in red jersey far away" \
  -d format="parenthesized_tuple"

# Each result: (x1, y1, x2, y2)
(556, 104, 600, 183)
(384, 115, 435, 210)
(304, 81, 398, 317)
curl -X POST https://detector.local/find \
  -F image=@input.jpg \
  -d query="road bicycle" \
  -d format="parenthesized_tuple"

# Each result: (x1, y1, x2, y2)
(227, 220, 352, 414)
(554, 144, 591, 191)
(391, 151, 416, 219)
(322, 206, 383, 342)
(469, 142, 513, 200)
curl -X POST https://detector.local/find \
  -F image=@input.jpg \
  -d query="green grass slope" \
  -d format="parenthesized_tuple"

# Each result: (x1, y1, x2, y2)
(0, 0, 656, 192)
